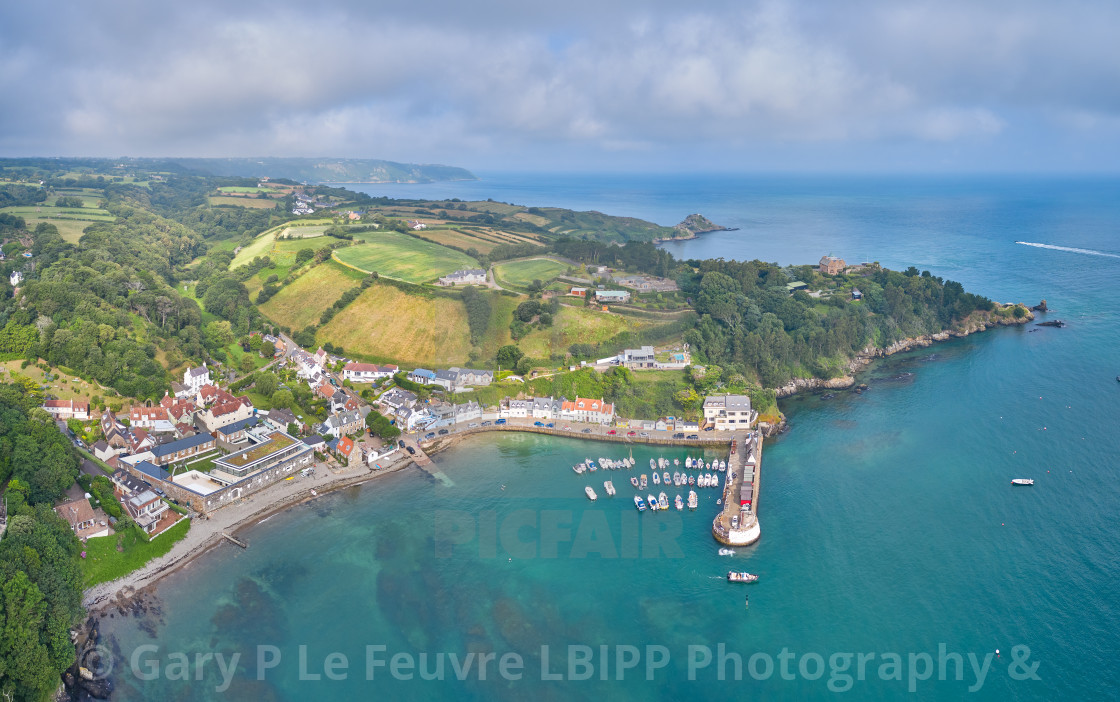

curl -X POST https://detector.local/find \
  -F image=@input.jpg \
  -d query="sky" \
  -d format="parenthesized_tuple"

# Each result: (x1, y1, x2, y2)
(2, 0, 1119, 173)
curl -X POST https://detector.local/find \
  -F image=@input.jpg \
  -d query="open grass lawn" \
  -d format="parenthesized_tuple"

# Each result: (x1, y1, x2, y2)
(209, 196, 280, 209)
(218, 186, 271, 194)
(494, 257, 569, 287)
(518, 305, 654, 358)
(318, 283, 473, 365)
(2, 360, 111, 401)
(413, 228, 499, 254)
(81, 520, 191, 588)
(1, 204, 114, 242)
(259, 260, 364, 330)
(231, 232, 325, 269)
(334, 230, 477, 283)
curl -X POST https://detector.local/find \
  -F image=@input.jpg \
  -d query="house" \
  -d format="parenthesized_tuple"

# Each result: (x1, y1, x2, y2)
(149, 432, 216, 465)
(702, 394, 756, 431)
(397, 407, 433, 431)
(819, 256, 846, 275)
(183, 364, 211, 394)
(92, 440, 122, 462)
(331, 436, 355, 459)
(100, 408, 126, 436)
(342, 362, 398, 382)
(313, 347, 329, 368)
(431, 367, 492, 391)
(453, 401, 482, 424)
(41, 399, 89, 421)
(594, 290, 631, 303)
(677, 420, 700, 432)
(407, 220, 427, 230)
(159, 393, 197, 423)
(195, 396, 254, 433)
(851, 288, 863, 300)
(123, 489, 177, 537)
(128, 405, 175, 432)
(621, 346, 656, 369)
(54, 498, 109, 540)
(170, 381, 194, 399)
(500, 398, 532, 418)
(560, 397, 614, 425)
(291, 350, 325, 382)
(531, 396, 563, 420)
(437, 269, 487, 286)
(317, 408, 368, 439)
(379, 387, 417, 413)
(785, 281, 808, 293)
(9, 271, 23, 286)
(111, 469, 150, 497)
(569, 287, 587, 298)
(262, 407, 300, 433)
(408, 368, 436, 385)
(127, 428, 157, 455)
(315, 382, 338, 400)
(215, 416, 260, 447)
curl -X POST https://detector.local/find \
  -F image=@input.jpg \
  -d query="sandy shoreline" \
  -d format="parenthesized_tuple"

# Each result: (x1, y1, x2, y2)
(82, 452, 417, 611)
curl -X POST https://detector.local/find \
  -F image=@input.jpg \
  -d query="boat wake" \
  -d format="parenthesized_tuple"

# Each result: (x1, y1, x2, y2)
(1015, 241, 1120, 259)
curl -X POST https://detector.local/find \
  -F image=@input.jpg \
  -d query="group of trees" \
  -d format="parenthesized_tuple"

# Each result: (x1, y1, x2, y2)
(459, 286, 491, 344)
(509, 298, 558, 340)
(364, 410, 401, 440)
(0, 382, 85, 699)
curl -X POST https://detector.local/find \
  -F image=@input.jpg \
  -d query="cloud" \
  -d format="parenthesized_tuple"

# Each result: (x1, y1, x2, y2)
(1, 0, 1119, 170)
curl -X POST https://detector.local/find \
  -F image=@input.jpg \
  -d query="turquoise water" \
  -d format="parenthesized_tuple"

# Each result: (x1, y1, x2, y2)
(100, 176, 1120, 700)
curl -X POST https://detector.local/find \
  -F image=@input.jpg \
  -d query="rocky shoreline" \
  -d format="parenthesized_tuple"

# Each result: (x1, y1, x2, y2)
(765, 307, 1036, 431)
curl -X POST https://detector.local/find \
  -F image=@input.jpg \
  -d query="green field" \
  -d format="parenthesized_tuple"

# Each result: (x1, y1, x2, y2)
(518, 305, 657, 358)
(333, 231, 477, 283)
(81, 519, 191, 587)
(217, 186, 271, 194)
(494, 257, 569, 287)
(318, 283, 473, 365)
(231, 230, 328, 269)
(259, 260, 364, 330)
(209, 196, 279, 209)
(413, 228, 500, 254)
(0, 204, 114, 244)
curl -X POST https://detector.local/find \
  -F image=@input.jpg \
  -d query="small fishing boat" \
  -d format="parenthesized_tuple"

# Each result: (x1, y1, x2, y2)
(658, 492, 669, 510)
(727, 572, 759, 583)
(711, 473, 719, 487)
(1011, 478, 1035, 486)
(588, 460, 597, 472)
(630, 476, 639, 488)
(718, 548, 734, 556)
(648, 494, 659, 511)
(650, 458, 657, 470)
(652, 472, 661, 486)
(674, 494, 684, 511)
(585, 486, 597, 501)
(663, 471, 671, 485)
(604, 480, 616, 497)
(688, 490, 698, 510)
(572, 463, 585, 474)
(685, 457, 693, 469)
(674, 458, 680, 466)
(634, 495, 647, 511)
(639, 474, 648, 490)
(688, 474, 696, 486)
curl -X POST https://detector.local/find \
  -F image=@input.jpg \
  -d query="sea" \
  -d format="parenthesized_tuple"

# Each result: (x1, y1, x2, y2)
(98, 174, 1120, 700)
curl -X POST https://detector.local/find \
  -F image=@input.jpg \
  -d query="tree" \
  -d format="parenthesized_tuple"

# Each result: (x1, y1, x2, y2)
(270, 388, 294, 409)
(261, 340, 275, 358)
(496, 345, 523, 369)
(204, 320, 234, 348)
(287, 422, 301, 436)
(255, 372, 278, 397)
(515, 356, 533, 376)
(239, 355, 255, 374)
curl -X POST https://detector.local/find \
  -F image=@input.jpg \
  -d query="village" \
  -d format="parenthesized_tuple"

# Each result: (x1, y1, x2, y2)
(40, 332, 759, 562)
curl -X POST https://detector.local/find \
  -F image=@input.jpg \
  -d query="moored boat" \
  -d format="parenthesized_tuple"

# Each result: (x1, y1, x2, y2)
(675, 494, 683, 511)
(648, 494, 659, 511)
(718, 548, 734, 556)
(674, 458, 680, 466)
(652, 472, 661, 485)
(727, 572, 759, 583)
(1011, 478, 1035, 486)
(685, 457, 693, 469)
(585, 486, 597, 501)
(658, 492, 669, 510)
(639, 474, 648, 490)
(630, 476, 639, 488)
(689, 474, 696, 486)
(711, 473, 719, 487)
(688, 490, 698, 510)
(663, 471, 671, 484)
(604, 480, 616, 496)
(650, 458, 657, 470)
(634, 495, 647, 511)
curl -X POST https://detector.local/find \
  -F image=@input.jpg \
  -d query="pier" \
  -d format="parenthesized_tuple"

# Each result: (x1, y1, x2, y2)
(712, 431, 762, 546)
(221, 532, 248, 549)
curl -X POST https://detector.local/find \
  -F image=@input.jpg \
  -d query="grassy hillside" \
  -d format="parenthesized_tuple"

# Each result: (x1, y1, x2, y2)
(493, 257, 569, 287)
(334, 230, 477, 283)
(317, 283, 474, 365)
(518, 305, 658, 358)
(258, 260, 364, 330)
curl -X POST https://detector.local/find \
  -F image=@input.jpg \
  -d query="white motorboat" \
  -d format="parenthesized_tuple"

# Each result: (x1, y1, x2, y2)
(675, 494, 684, 511)
(648, 494, 659, 511)
(604, 480, 616, 497)
(585, 486, 597, 501)
(688, 491, 698, 510)
(652, 472, 661, 485)
(658, 492, 669, 510)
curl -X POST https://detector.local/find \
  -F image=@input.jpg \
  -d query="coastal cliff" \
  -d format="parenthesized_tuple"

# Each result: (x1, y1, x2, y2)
(663, 213, 736, 241)
(773, 306, 1034, 399)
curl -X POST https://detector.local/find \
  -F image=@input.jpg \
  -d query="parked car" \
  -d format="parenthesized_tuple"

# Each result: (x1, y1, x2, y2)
(704, 426, 714, 431)
(482, 421, 492, 426)
(607, 429, 617, 435)
(731, 515, 739, 529)
(686, 434, 699, 439)
(438, 429, 449, 435)
(639, 432, 649, 438)
(468, 423, 479, 428)
(398, 439, 406, 448)
(406, 446, 416, 455)
(534, 421, 545, 427)
(582, 428, 593, 433)
(425, 432, 435, 439)
(495, 418, 507, 424)
(673, 432, 685, 439)
(546, 423, 554, 428)
(627, 430, 637, 436)
(562, 426, 572, 431)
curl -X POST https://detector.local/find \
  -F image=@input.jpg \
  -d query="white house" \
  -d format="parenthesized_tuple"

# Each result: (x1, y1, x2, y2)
(559, 397, 614, 425)
(9, 271, 23, 287)
(342, 362, 398, 382)
(531, 396, 563, 420)
(500, 398, 532, 418)
(408, 369, 436, 385)
(183, 364, 211, 394)
(437, 269, 487, 286)
(379, 388, 417, 413)
(620, 346, 656, 369)
(453, 401, 482, 424)
(702, 394, 756, 431)
(594, 290, 631, 303)
(42, 399, 89, 421)
(432, 367, 494, 391)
